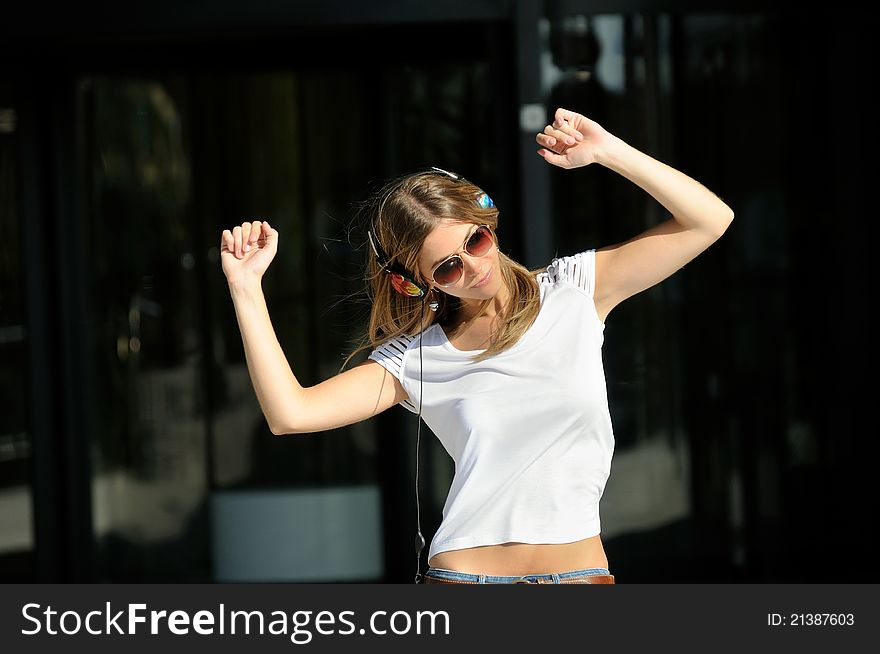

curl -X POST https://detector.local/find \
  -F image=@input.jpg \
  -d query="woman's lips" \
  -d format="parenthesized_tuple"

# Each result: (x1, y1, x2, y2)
(472, 268, 492, 288)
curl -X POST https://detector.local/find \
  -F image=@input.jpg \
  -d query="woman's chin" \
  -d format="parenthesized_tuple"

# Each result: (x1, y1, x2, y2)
(462, 284, 499, 302)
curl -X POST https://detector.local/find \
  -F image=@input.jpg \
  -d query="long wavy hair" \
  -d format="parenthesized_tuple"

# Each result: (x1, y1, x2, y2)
(341, 170, 547, 370)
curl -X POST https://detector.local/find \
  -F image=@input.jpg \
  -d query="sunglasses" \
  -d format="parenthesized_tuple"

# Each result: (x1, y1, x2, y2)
(430, 224, 495, 287)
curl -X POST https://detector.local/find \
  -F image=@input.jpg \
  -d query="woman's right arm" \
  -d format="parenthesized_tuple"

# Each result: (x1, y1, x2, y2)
(230, 280, 407, 435)
(223, 220, 408, 435)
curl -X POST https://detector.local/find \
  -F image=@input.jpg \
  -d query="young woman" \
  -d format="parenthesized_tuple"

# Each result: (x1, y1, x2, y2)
(220, 107, 734, 585)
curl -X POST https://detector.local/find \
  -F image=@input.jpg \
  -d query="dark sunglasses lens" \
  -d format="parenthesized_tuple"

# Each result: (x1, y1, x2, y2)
(467, 226, 493, 256)
(433, 258, 463, 286)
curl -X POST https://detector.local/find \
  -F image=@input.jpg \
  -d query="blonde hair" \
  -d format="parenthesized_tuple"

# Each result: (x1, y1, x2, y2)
(341, 170, 547, 371)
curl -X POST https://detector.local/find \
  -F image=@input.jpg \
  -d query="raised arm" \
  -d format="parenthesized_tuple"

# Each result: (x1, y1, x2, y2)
(229, 281, 407, 435)
(222, 220, 408, 436)
(537, 107, 734, 322)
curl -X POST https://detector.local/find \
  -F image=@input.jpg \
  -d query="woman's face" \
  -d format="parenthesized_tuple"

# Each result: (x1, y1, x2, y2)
(417, 219, 501, 301)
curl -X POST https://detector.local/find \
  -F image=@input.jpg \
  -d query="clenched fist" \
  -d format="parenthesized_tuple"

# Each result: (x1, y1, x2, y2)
(220, 219, 278, 286)
(536, 107, 614, 169)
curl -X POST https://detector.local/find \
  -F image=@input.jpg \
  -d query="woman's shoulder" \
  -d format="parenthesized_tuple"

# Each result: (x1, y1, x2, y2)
(538, 249, 597, 293)
(373, 332, 419, 354)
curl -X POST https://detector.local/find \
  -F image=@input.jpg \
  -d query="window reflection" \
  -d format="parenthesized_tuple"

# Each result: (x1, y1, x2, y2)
(80, 77, 209, 581)
(0, 89, 35, 581)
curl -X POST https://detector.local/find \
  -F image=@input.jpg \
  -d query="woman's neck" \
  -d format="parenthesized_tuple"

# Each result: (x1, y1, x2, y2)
(455, 276, 511, 324)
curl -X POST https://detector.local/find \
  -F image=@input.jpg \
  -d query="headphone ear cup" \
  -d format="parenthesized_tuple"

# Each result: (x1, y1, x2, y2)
(387, 267, 428, 298)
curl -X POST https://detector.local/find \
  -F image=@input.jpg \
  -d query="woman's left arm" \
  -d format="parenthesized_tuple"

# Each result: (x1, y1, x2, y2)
(537, 107, 734, 319)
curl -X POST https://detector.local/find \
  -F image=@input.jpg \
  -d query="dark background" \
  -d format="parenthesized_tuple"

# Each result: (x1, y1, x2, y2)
(0, 1, 874, 583)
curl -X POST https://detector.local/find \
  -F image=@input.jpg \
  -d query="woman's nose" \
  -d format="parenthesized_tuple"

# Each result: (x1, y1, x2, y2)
(461, 251, 484, 274)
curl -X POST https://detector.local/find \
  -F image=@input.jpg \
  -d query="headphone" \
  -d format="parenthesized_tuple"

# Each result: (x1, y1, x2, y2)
(366, 167, 495, 302)
(365, 167, 495, 583)
(365, 227, 434, 302)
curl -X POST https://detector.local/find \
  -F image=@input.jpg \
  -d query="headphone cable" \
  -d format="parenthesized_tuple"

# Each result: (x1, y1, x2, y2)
(413, 296, 427, 584)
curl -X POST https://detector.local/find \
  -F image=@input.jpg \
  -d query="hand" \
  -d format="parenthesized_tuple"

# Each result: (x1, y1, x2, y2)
(220, 219, 278, 286)
(536, 107, 613, 169)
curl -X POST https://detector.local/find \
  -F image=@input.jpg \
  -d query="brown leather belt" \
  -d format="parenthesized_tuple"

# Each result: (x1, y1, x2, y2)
(424, 573, 615, 584)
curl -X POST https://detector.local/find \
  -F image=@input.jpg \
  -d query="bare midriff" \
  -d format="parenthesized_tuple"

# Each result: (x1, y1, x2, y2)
(427, 534, 608, 576)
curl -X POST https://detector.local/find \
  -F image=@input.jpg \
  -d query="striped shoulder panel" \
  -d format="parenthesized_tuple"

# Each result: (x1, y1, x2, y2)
(367, 333, 418, 413)
(543, 248, 596, 297)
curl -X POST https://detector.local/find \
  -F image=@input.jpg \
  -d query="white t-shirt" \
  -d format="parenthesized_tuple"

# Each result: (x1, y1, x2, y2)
(368, 248, 615, 563)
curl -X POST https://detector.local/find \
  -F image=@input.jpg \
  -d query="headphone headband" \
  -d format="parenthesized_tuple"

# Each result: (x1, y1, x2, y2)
(429, 166, 461, 180)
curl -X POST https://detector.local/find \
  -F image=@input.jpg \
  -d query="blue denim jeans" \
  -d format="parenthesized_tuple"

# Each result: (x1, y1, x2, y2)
(424, 566, 612, 584)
